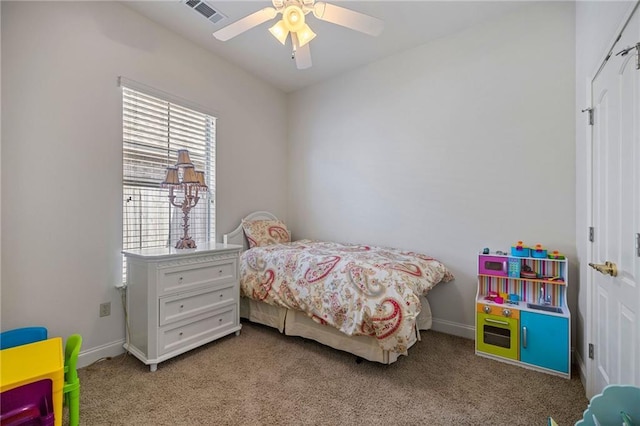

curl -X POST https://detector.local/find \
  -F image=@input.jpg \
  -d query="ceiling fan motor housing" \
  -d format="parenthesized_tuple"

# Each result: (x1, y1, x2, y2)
(282, 5, 305, 32)
(274, 0, 316, 14)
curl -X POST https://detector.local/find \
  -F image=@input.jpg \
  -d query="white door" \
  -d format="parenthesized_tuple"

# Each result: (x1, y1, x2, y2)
(589, 7, 640, 397)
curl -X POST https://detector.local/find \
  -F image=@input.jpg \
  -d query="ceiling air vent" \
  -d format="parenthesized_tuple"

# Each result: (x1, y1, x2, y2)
(183, 0, 227, 24)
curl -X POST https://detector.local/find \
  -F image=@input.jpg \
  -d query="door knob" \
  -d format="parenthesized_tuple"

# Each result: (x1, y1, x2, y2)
(588, 261, 618, 277)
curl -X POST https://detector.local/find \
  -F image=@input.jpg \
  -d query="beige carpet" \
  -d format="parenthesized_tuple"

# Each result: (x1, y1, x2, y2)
(78, 322, 587, 425)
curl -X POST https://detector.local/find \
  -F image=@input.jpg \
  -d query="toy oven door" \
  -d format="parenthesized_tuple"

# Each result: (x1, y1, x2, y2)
(476, 313, 519, 360)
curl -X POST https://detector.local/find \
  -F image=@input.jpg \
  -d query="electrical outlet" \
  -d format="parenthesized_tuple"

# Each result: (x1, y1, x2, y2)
(100, 302, 111, 317)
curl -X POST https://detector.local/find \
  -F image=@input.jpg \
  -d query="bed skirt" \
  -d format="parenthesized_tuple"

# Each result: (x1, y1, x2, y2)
(240, 296, 433, 364)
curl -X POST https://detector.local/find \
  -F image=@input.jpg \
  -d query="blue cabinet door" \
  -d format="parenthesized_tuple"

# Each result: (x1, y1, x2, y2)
(520, 311, 569, 373)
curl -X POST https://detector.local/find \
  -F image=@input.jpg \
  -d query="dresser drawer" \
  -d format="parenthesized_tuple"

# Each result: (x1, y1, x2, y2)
(159, 306, 237, 356)
(159, 284, 236, 326)
(159, 259, 237, 295)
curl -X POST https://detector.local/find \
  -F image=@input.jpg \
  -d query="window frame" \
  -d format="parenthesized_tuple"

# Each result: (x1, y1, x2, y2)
(120, 78, 217, 282)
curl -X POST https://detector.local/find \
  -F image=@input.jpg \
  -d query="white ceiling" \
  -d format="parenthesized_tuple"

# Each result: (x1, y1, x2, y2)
(123, 1, 531, 93)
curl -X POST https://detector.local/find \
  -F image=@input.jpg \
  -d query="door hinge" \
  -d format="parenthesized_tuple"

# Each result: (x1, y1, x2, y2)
(589, 227, 595, 242)
(615, 42, 640, 70)
(589, 343, 594, 359)
(636, 233, 640, 257)
(581, 108, 594, 125)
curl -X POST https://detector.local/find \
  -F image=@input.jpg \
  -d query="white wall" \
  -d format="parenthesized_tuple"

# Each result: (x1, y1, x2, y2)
(0, 3, 3, 328)
(288, 2, 576, 339)
(574, 0, 636, 379)
(1, 1, 288, 365)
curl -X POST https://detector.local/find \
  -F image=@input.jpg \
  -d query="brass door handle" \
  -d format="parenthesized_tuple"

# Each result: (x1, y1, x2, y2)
(589, 261, 618, 277)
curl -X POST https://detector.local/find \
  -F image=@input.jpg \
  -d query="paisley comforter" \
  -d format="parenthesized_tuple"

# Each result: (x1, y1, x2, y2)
(240, 240, 454, 354)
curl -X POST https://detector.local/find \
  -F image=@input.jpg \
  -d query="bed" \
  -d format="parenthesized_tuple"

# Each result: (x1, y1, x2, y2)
(225, 211, 454, 364)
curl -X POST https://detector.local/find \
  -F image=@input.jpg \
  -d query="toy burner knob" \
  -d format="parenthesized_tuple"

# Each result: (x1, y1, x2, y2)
(502, 309, 511, 317)
(483, 305, 492, 314)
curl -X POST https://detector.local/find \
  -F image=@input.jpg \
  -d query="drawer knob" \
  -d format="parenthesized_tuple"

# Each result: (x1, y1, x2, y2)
(219, 318, 223, 322)
(179, 332, 183, 336)
(219, 294, 223, 298)
(180, 304, 184, 309)
(179, 277, 183, 282)
(218, 270, 223, 274)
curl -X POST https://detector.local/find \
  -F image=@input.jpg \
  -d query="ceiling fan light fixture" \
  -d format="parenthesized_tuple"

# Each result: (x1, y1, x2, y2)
(296, 24, 316, 47)
(269, 20, 289, 45)
(214, 0, 384, 69)
(282, 5, 305, 32)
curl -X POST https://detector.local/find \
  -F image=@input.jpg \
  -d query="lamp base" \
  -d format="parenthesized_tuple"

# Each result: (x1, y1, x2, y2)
(175, 238, 197, 249)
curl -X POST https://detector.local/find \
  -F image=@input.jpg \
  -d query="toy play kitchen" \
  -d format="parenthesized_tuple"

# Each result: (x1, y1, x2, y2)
(475, 242, 570, 378)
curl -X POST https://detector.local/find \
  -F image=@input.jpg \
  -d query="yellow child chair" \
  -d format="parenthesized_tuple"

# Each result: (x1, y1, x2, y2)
(63, 334, 82, 426)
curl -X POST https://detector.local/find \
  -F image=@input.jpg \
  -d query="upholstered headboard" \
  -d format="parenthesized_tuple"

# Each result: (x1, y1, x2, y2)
(223, 211, 280, 251)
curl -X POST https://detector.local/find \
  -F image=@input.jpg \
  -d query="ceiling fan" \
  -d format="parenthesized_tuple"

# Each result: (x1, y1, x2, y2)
(212, 0, 384, 70)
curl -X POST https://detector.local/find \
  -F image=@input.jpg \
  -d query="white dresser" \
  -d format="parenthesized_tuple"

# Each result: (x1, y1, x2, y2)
(123, 243, 243, 371)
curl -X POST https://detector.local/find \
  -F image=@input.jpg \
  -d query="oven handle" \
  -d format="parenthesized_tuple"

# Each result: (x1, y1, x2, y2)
(522, 326, 527, 348)
(484, 318, 509, 326)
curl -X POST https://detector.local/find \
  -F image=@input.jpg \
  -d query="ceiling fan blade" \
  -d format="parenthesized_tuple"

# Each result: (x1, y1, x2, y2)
(213, 7, 277, 41)
(291, 33, 312, 69)
(313, 2, 383, 37)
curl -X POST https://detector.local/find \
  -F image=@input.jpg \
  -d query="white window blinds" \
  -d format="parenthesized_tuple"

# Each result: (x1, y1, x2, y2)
(122, 84, 216, 280)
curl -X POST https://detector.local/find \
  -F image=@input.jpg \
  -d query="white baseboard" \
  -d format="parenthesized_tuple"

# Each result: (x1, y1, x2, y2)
(78, 338, 126, 369)
(575, 350, 587, 389)
(431, 318, 475, 340)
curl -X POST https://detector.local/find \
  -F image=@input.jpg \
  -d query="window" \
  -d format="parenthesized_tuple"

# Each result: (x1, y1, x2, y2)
(121, 82, 216, 282)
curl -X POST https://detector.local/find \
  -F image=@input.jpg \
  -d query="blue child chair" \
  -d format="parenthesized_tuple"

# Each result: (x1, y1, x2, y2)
(0, 327, 48, 350)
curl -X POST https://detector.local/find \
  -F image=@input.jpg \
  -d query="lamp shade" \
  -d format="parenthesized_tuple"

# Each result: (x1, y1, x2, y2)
(296, 23, 316, 47)
(269, 20, 289, 45)
(162, 167, 180, 187)
(195, 171, 208, 189)
(176, 149, 193, 166)
(182, 165, 199, 184)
